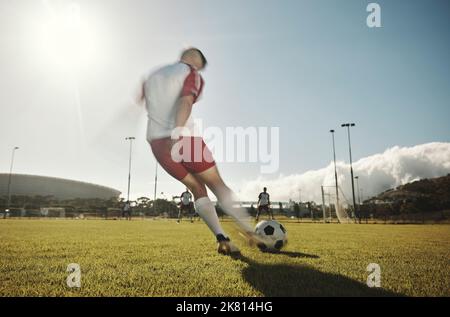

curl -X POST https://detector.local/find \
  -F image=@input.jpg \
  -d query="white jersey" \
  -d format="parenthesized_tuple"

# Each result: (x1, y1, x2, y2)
(144, 62, 204, 142)
(180, 191, 192, 206)
(258, 192, 270, 206)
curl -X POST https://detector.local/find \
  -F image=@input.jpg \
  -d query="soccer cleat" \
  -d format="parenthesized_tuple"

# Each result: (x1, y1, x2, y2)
(238, 231, 269, 250)
(217, 241, 240, 255)
(216, 234, 240, 255)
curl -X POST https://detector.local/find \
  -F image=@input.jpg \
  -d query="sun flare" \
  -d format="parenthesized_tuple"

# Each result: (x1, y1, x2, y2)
(32, 0, 101, 73)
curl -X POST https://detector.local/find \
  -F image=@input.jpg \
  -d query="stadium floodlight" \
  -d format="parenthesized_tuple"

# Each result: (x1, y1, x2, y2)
(150, 162, 159, 214)
(329, 130, 341, 223)
(154, 162, 158, 202)
(125, 137, 135, 202)
(5, 146, 19, 218)
(341, 123, 358, 223)
(355, 176, 362, 206)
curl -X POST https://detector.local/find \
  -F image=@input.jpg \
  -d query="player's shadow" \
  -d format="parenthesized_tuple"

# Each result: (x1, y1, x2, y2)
(232, 255, 403, 297)
(266, 251, 320, 259)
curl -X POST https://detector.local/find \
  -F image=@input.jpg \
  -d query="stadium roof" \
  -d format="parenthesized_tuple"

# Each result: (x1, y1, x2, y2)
(0, 173, 121, 200)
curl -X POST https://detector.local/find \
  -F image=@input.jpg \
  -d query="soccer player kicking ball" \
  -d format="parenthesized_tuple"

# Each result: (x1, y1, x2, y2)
(139, 48, 264, 255)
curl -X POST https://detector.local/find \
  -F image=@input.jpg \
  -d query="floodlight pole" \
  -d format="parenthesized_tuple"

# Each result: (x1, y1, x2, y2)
(321, 186, 326, 223)
(154, 163, 158, 202)
(355, 176, 361, 205)
(341, 123, 358, 223)
(5, 147, 19, 218)
(153, 162, 158, 213)
(330, 130, 340, 223)
(125, 137, 135, 202)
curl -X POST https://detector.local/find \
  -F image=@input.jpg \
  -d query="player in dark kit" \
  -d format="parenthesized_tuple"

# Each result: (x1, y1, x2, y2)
(256, 187, 274, 221)
(177, 188, 194, 223)
(122, 201, 132, 221)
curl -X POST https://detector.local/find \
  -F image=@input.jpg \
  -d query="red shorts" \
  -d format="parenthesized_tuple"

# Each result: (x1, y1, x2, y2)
(150, 136, 216, 181)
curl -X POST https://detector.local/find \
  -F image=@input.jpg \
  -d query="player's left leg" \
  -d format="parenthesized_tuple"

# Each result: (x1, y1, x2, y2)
(151, 137, 239, 254)
(194, 166, 267, 247)
(189, 203, 194, 223)
(255, 206, 261, 222)
(268, 207, 274, 220)
(177, 206, 182, 223)
(179, 173, 240, 255)
(195, 166, 250, 228)
(179, 136, 264, 248)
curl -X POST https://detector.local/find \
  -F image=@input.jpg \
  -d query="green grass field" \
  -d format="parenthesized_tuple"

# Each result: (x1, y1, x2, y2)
(0, 219, 449, 297)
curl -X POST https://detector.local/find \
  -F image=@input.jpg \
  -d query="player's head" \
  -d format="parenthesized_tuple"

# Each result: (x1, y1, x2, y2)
(263, 187, 267, 192)
(185, 187, 190, 192)
(181, 48, 207, 71)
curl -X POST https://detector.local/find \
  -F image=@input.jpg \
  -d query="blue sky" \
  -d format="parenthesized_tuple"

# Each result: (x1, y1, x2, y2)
(0, 0, 449, 200)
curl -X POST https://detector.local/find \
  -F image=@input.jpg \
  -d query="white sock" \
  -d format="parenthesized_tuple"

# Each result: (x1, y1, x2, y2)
(219, 197, 253, 233)
(194, 197, 226, 238)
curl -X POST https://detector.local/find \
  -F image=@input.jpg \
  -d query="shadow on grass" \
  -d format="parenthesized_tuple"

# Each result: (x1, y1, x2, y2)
(232, 255, 403, 297)
(264, 251, 320, 259)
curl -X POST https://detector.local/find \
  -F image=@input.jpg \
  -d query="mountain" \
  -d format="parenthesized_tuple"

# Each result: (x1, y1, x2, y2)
(365, 174, 450, 214)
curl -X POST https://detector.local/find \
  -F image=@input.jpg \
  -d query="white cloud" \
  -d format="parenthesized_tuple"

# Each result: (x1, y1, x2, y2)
(240, 142, 450, 204)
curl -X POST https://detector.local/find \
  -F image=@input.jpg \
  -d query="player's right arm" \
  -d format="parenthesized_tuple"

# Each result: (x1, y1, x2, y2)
(174, 95, 195, 130)
(135, 75, 147, 106)
(174, 67, 203, 134)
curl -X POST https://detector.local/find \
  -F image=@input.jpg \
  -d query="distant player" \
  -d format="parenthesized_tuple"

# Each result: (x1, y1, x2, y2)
(177, 188, 194, 223)
(122, 201, 132, 221)
(138, 48, 265, 255)
(256, 187, 274, 221)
